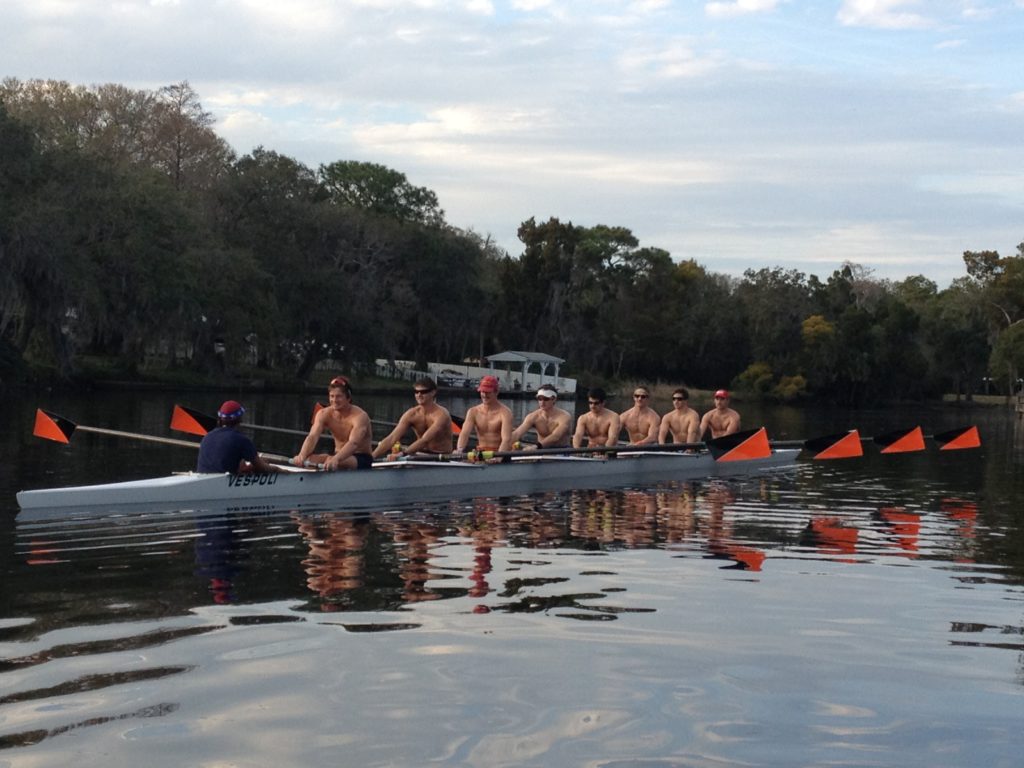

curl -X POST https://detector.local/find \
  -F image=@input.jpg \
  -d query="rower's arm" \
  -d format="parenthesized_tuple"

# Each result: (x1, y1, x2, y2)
(538, 413, 571, 448)
(658, 414, 672, 444)
(605, 413, 621, 447)
(372, 412, 411, 458)
(327, 416, 370, 468)
(572, 415, 587, 449)
(294, 413, 326, 464)
(498, 409, 514, 452)
(640, 415, 659, 445)
(407, 412, 451, 454)
(729, 412, 741, 435)
(251, 454, 283, 474)
(456, 409, 477, 451)
(686, 415, 701, 444)
(698, 411, 712, 438)
(511, 412, 536, 443)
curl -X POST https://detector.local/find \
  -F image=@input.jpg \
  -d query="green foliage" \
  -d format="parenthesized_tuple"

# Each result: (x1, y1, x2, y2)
(319, 160, 443, 226)
(990, 323, 1024, 383)
(1, 79, 1019, 402)
(773, 375, 808, 402)
(734, 362, 774, 395)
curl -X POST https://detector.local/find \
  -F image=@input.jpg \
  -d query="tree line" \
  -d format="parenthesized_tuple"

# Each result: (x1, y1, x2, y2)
(1, 78, 1021, 404)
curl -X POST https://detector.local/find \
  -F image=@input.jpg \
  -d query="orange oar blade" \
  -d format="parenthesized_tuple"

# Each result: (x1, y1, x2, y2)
(32, 409, 75, 444)
(805, 430, 864, 460)
(934, 426, 981, 451)
(708, 427, 771, 462)
(313, 402, 324, 422)
(875, 426, 926, 454)
(170, 405, 216, 436)
(450, 413, 463, 435)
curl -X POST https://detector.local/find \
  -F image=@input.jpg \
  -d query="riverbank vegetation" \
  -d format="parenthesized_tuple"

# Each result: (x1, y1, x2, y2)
(2, 79, 1021, 405)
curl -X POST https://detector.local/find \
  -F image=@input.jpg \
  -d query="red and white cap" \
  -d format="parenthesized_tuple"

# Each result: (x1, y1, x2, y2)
(714, 389, 729, 399)
(477, 375, 500, 392)
(217, 400, 245, 420)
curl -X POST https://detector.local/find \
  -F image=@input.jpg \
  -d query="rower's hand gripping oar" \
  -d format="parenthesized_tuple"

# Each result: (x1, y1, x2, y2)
(34, 409, 295, 466)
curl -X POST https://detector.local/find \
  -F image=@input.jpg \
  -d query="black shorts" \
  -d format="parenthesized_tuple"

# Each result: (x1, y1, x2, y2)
(354, 452, 373, 470)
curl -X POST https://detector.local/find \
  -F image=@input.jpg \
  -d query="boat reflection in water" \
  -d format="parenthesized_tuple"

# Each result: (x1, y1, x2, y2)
(257, 476, 987, 619)
(6, 473, 1020, 765)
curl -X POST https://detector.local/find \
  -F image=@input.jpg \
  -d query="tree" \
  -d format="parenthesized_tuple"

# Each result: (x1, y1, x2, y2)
(154, 81, 235, 192)
(319, 161, 444, 226)
(736, 267, 813, 376)
(990, 323, 1024, 392)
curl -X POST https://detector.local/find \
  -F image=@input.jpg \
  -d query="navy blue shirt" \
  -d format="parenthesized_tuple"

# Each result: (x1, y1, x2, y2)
(196, 427, 259, 473)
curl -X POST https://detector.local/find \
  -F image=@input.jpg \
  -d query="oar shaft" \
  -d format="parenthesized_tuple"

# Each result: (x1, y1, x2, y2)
(76, 425, 203, 450)
(78, 425, 293, 465)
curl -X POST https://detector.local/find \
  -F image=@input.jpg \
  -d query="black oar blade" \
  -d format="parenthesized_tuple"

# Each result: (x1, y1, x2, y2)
(170, 405, 216, 436)
(804, 430, 864, 460)
(32, 409, 76, 444)
(707, 427, 771, 462)
(934, 425, 981, 451)
(874, 426, 925, 454)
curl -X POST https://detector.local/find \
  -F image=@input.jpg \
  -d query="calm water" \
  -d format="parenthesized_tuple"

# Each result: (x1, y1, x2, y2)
(1, 389, 1023, 767)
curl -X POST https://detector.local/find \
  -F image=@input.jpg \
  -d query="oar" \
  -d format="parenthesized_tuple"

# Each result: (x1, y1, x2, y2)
(772, 425, 981, 459)
(409, 425, 982, 463)
(171, 404, 327, 441)
(33, 409, 295, 465)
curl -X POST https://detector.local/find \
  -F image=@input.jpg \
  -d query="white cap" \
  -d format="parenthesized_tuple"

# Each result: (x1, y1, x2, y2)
(536, 387, 558, 399)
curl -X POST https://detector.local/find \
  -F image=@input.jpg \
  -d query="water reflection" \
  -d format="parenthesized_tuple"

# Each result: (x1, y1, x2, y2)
(5, 471, 1024, 761)
(11, 476, 1014, 623)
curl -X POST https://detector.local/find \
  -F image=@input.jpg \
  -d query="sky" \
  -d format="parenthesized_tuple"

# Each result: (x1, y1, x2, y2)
(2, 0, 1023, 285)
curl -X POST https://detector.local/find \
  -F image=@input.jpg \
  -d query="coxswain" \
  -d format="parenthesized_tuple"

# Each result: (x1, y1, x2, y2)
(197, 400, 283, 474)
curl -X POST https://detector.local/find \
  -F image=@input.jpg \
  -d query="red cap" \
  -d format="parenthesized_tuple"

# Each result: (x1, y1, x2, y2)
(714, 389, 729, 399)
(477, 375, 499, 392)
(217, 400, 245, 420)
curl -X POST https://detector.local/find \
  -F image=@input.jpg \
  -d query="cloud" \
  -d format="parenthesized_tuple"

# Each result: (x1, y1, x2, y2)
(837, 0, 934, 29)
(511, 0, 554, 10)
(617, 40, 724, 80)
(705, 0, 780, 18)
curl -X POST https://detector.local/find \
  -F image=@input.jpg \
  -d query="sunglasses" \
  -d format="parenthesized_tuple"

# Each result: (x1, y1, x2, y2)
(633, 393, 648, 399)
(413, 388, 433, 394)
(672, 396, 687, 401)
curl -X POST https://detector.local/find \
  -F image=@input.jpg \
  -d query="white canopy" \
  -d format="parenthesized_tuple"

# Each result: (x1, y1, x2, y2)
(484, 351, 565, 390)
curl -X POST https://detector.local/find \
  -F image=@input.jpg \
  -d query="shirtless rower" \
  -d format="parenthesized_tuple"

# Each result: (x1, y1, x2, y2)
(659, 387, 701, 444)
(511, 386, 573, 449)
(456, 375, 514, 456)
(573, 387, 621, 448)
(619, 385, 659, 445)
(372, 377, 453, 459)
(292, 376, 374, 471)
(699, 389, 741, 439)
